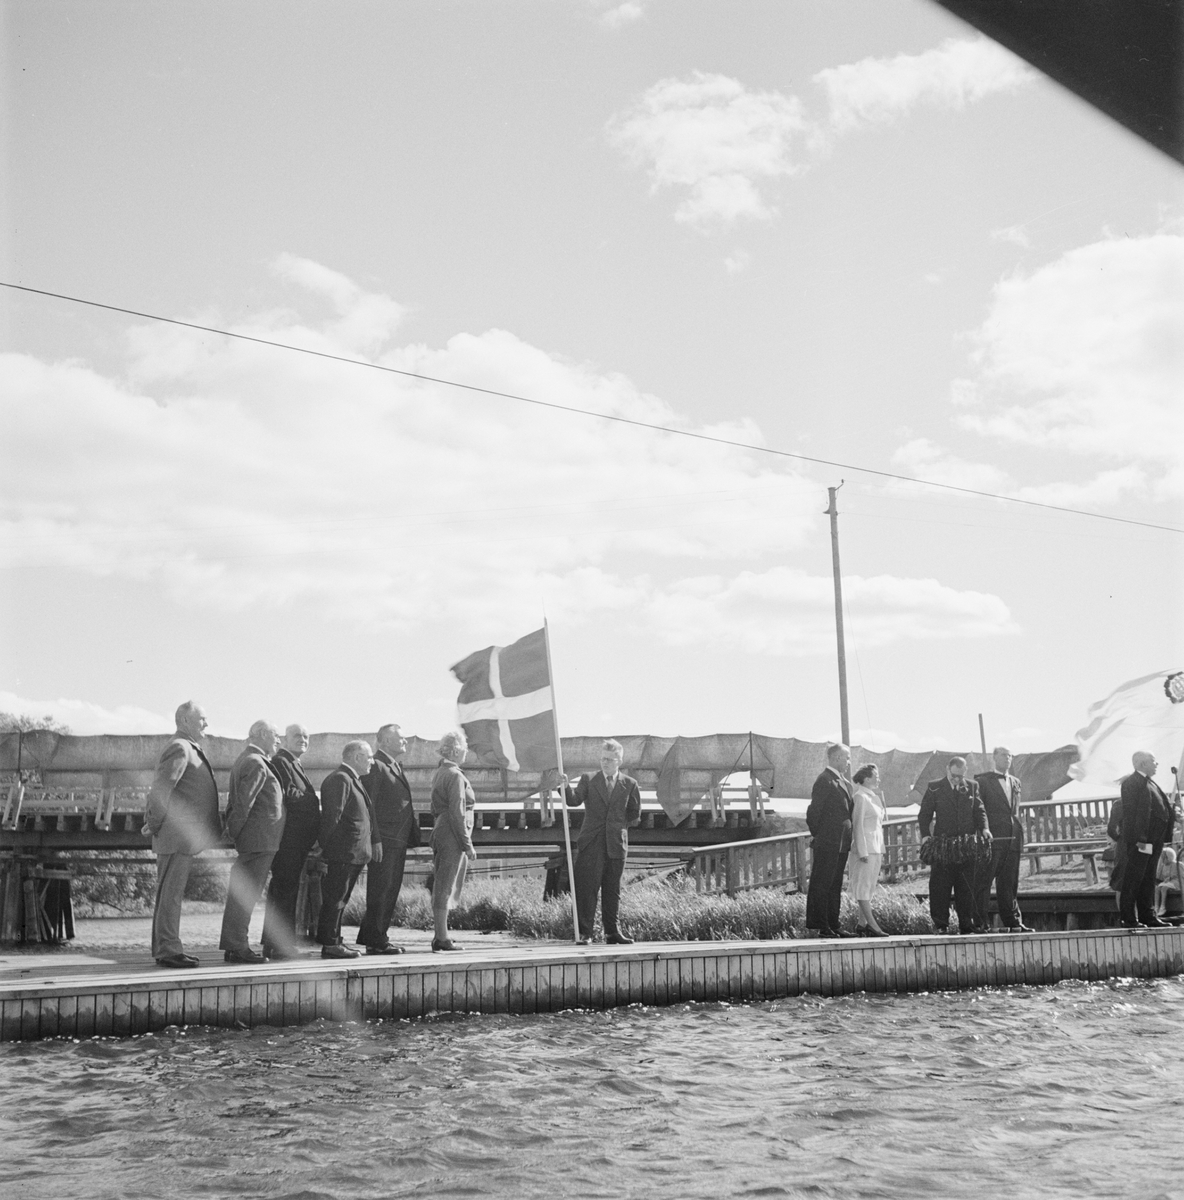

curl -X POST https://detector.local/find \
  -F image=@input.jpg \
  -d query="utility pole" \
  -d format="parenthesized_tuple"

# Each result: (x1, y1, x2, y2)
(825, 483, 850, 747)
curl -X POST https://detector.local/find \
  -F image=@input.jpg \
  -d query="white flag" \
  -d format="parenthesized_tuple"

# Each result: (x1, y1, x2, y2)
(1071, 669, 1184, 787)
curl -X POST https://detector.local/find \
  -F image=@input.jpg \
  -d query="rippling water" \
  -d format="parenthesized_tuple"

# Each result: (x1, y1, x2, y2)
(4, 979, 1184, 1199)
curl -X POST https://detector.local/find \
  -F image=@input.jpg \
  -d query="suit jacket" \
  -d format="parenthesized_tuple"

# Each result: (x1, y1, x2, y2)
(224, 743, 286, 853)
(918, 778, 988, 840)
(565, 771, 642, 860)
(1119, 772, 1175, 846)
(974, 771, 1024, 844)
(806, 767, 853, 853)
(365, 749, 421, 848)
(319, 763, 379, 865)
(271, 747, 320, 815)
(145, 733, 222, 855)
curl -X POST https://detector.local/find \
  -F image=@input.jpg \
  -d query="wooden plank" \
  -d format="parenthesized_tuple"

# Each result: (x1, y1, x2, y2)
(163, 988, 185, 1028)
(574, 960, 592, 1009)
(422, 967, 440, 1015)
(265, 982, 285, 1027)
(38, 997, 59, 1040)
(131, 989, 152, 1035)
(391, 970, 412, 1019)
(518, 964, 537, 1015)
(20, 998, 41, 1040)
(93, 992, 114, 1037)
(492, 968, 509, 1015)
(640, 957, 657, 1007)
(533, 963, 553, 1013)
(506, 966, 525, 1014)
(736, 954, 752, 1002)
(562, 963, 579, 1011)
(56, 993, 78, 1039)
(774, 949, 790, 999)
(75, 992, 97, 1039)
(279, 981, 299, 1026)
(702, 955, 721, 1003)
(467, 969, 484, 1015)
(143, 988, 166, 1034)
(111, 991, 131, 1037)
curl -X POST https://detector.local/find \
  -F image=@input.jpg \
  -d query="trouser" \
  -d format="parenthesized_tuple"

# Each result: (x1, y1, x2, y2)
(1120, 840, 1164, 924)
(219, 851, 275, 952)
(806, 843, 845, 932)
(316, 860, 363, 945)
(152, 851, 194, 959)
(261, 803, 321, 954)
(973, 836, 1023, 928)
(929, 860, 976, 931)
(357, 841, 409, 946)
(573, 841, 625, 939)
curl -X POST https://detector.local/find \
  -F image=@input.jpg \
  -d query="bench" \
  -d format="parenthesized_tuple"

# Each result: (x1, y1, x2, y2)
(1024, 840, 1110, 885)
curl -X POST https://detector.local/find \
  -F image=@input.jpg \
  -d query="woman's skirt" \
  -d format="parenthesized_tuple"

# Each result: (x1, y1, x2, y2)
(432, 841, 469, 910)
(847, 851, 882, 902)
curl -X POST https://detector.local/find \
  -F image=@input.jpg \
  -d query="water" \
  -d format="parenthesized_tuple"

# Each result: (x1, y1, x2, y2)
(4, 979, 1184, 1199)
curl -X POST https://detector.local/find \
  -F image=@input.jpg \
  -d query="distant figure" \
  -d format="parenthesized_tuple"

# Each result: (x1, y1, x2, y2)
(1155, 846, 1180, 917)
(429, 730, 477, 951)
(144, 701, 222, 968)
(1118, 750, 1175, 928)
(919, 756, 989, 935)
(357, 723, 420, 955)
(1106, 796, 1126, 905)
(847, 764, 887, 936)
(316, 740, 379, 958)
(219, 721, 286, 964)
(805, 742, 854, 938)
(261, 723, 321, 960)
(973, 746, 1033, 933)
(561, 738, 642, 945)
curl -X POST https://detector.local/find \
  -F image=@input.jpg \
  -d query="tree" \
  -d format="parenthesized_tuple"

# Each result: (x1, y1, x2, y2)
(0, 712, 72, 735)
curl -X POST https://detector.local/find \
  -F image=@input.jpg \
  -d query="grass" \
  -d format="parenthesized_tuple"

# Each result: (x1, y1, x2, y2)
(363, 873, 937, 941)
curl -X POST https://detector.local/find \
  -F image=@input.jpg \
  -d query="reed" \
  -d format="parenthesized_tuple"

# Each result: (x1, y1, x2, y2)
(370, 874, 935, 940)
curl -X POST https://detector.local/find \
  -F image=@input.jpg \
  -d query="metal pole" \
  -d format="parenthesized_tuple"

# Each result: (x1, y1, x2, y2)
(825, 484, 850, 747)
(543, 619, 581, 943)
(978, 713, 988, 770)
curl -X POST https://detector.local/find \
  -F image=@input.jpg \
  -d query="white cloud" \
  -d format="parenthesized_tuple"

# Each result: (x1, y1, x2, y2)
(606, 72, 812, 228)
(0, 691, 173, 736)
(953, 232, 1184, 499)
(0, 258, 1016, 660)
(647, 565, 1015, 655)
(610, 38, 1035, 231)
(599, 1, 644, 30)
(724, 248, 752, 274)
(991, 224, 1031, 248)
(815, 36, 1035, 135)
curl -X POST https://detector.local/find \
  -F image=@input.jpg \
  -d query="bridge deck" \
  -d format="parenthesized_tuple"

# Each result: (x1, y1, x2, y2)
(3, 926, 1181, 1042)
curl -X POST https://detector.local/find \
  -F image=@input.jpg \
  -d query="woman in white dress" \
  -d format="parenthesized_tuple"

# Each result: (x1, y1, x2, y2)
(848, 763, 888, 936)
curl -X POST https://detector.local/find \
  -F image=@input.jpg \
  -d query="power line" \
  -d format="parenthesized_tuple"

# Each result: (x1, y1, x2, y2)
(3, 279, 1181, 536)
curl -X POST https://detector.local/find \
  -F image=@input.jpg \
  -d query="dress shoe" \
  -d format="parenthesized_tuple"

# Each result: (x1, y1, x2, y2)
(155, 953, 198, 969)
(931, 927, 949, 935)
(223, 948, 266, 964)
(1007, 924, 1036, 933)
(365, 943, 407, 955)
(1119, 920, 1147, 929)
(605, 933, 634, 945)
(1143, 917, 1172, 928)
(575, 936, 593, 945)
(321, 943, 361, 959)
(431, 938, 463, 952)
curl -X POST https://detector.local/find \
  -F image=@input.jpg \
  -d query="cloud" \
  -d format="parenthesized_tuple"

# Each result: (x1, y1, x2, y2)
(0, 691, 173, 736)
(0, 259, 1014, 659)
(814, 36, 1035, 135)
(609, 38, 1035, 231)
(647, 565, 1015, 655)
(598, 1, 644, 29)
(991, 224, 1031, 248)
(723, 248, 752, 274)
(606, 72, 812, 228)
(953, 232, 1184, 498)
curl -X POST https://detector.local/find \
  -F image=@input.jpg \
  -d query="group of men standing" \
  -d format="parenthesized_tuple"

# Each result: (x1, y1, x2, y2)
(803, 742, 1033, 936)
(145, 702, 419, 968)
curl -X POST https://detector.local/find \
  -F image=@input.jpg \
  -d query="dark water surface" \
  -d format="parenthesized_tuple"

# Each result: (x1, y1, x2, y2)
(4, 978, 1184, 1200)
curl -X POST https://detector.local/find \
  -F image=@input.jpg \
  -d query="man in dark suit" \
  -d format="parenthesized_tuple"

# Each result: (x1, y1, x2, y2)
(316, 740, 379, 958)
(261, 723, 321, 960)
(919, 756, 989, 934)
(561, 739, 642, 944)
(805, 742, 854, 938)
(973, 746, 1033, 932)
(1119, 750, 1176, 928)
(357, 722, 420, 954)
(145, 701, 222, 968)
(219, 721, 286, 963)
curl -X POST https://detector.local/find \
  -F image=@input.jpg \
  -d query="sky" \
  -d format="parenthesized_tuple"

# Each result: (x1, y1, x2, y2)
(1, 0, 1181, 757)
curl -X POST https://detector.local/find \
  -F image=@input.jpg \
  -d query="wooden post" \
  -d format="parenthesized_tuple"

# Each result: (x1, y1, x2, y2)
(978, 713, 988, 773)
(543, 620, 581, 943)
(825, 485, 850, 746)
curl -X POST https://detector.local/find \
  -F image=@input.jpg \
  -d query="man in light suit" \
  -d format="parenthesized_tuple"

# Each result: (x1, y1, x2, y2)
(261, 723, 321, 960)
(219, 720, 286, 964)
(316, 740, 379, 958)
(145, 701, 222, 968)
(1119, 750, 1176, 928)
(973, 746, 1033, 932)
(357, 723, 420, 954)
(561, 739, 642, 945)
(805, 742, 854, 938)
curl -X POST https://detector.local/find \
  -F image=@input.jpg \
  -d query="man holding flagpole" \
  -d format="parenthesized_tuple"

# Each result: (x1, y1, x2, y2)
(560, 740, 642, 945)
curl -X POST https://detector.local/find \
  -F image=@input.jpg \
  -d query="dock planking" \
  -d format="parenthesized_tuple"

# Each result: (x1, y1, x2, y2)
(2, 927, 1182, 1043)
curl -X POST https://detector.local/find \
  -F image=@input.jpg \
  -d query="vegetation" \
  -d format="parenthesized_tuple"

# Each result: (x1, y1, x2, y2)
(0, 712, 72, 734)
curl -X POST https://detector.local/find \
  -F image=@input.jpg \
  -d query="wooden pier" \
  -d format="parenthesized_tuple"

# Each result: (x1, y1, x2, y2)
(3, 927, 1182, 1042)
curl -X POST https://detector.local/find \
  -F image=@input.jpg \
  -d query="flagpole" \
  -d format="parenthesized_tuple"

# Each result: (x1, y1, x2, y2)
(543, 618, 581, 944)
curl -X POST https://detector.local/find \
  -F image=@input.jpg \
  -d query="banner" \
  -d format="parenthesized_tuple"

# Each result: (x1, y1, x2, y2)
(1070, 669, 1184, 787)
(451, 628, 558, 772)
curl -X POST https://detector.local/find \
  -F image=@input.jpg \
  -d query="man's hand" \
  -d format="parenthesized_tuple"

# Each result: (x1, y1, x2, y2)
(859, 854, 869, 864)
(466, 847, 477, 862)
(372, 843, 384, 864)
